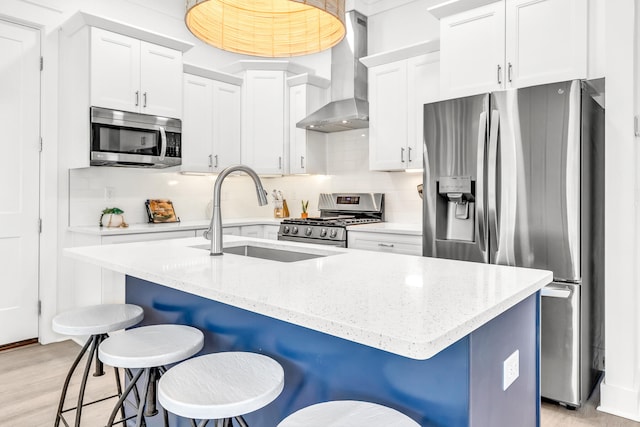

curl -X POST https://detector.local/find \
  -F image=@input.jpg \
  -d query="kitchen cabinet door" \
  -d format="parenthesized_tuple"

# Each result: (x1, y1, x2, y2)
(369, 59, 408, 171)
(407, 55, 439, 169)
(242, 70, 286, 174)
(91, 27, 141, 113)
(440, 0, 587, 98)
(90, 27, 182, 118)
(182, 74, 241, 173)
(182, 74, 214, 172)
(139, 41, 183, 118)
(505, 0, 587, 88)
(369, 54, 436, 171)
(289, 78, 329, 174)
(348, 231, 422, 256)
(440, 2, 505, 98)
(211, 80, 241, 171)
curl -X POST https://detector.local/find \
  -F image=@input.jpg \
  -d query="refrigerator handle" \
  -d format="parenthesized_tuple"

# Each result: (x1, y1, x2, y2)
(566, 81, 581, 277)
(487, 109, 500, 258)
(541, 287, 572, 299)
(476, 111, 488, 256)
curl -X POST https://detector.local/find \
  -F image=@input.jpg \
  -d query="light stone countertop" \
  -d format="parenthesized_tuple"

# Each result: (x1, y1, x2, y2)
(68, 218, 282, 236)
(64, 235, 551, 360)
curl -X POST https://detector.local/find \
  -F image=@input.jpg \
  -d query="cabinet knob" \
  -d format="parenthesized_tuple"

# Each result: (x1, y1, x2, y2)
(135, 90, 139, 106)
(400, 147, 405, 163)
(508, 62, 513, 83)
(497, 64, 502, 85)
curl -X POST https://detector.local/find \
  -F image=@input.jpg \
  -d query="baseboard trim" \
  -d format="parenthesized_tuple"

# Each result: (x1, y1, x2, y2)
(598, 380, 640, 421)
(0, 338, 39, 352)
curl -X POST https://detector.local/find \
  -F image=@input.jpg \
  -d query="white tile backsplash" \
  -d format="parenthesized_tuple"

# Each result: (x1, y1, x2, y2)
(69, 131, 423, 226)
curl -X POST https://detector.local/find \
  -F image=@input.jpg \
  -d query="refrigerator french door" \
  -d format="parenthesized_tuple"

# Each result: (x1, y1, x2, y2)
(422, 79, 604, 407)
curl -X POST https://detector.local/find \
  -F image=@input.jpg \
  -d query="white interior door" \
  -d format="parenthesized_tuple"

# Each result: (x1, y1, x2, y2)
(0, 20, 40, 345)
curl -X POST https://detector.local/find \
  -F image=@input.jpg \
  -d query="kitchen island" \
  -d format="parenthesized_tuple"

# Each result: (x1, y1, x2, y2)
(65, 236, 551, 427)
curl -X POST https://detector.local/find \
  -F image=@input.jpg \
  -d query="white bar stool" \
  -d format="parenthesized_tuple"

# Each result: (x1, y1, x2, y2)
(158, 352, 285, 427)
(276, 400, 421, 427)
(99, 324, 205, 427)
(52, 303, 144, 427)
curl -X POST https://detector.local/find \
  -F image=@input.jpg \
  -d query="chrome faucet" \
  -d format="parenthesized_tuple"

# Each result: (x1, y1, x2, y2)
(204, 165, 268, 256)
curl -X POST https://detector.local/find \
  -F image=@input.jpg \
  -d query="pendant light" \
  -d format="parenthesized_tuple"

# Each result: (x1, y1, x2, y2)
(185, 0, 346, 57)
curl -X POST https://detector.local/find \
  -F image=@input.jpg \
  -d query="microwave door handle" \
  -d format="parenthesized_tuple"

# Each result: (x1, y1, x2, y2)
(158, 126, 167, 161)
(476, 110, 488, 258)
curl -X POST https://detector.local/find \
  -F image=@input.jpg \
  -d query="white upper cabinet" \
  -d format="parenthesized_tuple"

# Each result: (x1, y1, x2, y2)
(440, 2, 505, 97)
(288, 74, 330, 175)
(91, 27, 183, 118)
(242, 70, 286, 175)
(59, 15, 192, 169)
(440, 0, 587, 98)
(182, 70, 241, 173)
(364, 43, 440, 171)
(505, 0, 587, 88)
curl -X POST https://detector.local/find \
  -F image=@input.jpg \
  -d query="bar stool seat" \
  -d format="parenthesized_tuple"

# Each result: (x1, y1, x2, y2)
(52, 303, 144, 427)
(158, 352, 284, 425)
(99, 324, 204, 369)
(276, 400, 420, 427)
(53, 304, 144, 336)
(99, 324, 204, 427)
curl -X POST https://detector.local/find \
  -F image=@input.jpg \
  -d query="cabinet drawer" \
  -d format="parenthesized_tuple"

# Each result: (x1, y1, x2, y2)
(102, 230, 195, 244)
(348, 231, 422, 256)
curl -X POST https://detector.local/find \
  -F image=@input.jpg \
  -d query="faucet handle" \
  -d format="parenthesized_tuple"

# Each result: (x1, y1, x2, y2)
(203, 229, 212, 240)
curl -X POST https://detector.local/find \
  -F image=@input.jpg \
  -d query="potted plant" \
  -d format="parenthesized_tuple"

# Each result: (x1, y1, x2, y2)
(100, 207, 128, 228)
(301, 200, 309, 219)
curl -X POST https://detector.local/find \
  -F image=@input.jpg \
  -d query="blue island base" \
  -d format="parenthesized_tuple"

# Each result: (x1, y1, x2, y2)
(126, 276, 540, 427)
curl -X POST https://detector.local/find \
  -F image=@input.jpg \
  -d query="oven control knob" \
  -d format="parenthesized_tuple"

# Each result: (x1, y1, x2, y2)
(320, 228, 327, 237)
(330, 229, 338, 238)
(291, 226, 298, 235)
(305, 227, 313, 236)
(283, 226, 290, 234)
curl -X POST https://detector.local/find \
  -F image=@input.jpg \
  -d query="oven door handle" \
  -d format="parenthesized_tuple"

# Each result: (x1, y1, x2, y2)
(158, 126, 167, 161)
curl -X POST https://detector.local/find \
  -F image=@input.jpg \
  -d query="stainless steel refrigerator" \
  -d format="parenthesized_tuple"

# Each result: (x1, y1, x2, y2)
(422, 79, 604, 408)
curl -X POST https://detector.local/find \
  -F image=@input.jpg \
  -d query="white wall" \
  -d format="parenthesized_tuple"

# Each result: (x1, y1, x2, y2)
(367, 0, 440, 55)
(68, 130, 423, 226)
(598, 0, 640, 421)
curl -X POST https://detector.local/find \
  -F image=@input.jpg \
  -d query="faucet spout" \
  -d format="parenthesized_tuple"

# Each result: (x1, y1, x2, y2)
(204, 165, 268, 256)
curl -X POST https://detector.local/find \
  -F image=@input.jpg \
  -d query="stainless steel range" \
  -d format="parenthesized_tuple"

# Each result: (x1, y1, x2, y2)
(278, 193, 384, 247)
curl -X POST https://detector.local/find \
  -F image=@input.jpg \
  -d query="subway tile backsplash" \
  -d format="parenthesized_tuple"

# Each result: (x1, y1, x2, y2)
(69, 130, 423, 226)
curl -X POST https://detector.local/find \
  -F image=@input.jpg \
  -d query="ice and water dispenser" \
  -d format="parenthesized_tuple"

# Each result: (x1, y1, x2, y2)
(436, 176, 475, 243)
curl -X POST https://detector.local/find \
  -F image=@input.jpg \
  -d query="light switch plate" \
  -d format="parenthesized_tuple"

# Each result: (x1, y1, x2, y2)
(503, 349, 519, 391)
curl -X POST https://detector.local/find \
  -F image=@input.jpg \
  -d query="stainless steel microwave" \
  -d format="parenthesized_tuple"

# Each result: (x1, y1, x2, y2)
(90, 107, 182, 168)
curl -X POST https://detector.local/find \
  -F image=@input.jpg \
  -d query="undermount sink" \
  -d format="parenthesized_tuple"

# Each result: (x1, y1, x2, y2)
(191, 242, 336, 263)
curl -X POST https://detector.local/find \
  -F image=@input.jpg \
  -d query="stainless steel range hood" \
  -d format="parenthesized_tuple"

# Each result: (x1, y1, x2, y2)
(296, 10, 368, 133)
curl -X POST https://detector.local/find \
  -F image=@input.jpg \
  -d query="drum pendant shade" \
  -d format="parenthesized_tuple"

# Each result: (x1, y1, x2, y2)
(185, 0, 346, 57)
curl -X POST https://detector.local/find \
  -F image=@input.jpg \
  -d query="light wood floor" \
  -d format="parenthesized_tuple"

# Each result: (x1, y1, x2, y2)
(1, 340, 638, 427)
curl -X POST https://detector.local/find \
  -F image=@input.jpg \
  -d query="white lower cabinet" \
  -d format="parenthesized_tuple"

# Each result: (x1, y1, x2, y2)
(70, 230, 197, 307)
(347, 231, 422, 256)
(70, 223, 280, 307)
(224, 224, 280, 240)
(203, 224, 280, 239)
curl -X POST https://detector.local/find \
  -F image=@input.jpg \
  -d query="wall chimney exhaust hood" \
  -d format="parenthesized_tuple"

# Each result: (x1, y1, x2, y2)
(296, 10, 368, 133)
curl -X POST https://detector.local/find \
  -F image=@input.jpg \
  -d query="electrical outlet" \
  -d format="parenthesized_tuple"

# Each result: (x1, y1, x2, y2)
(104, 186, 114, 200)
(503, 349, 519, 391)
